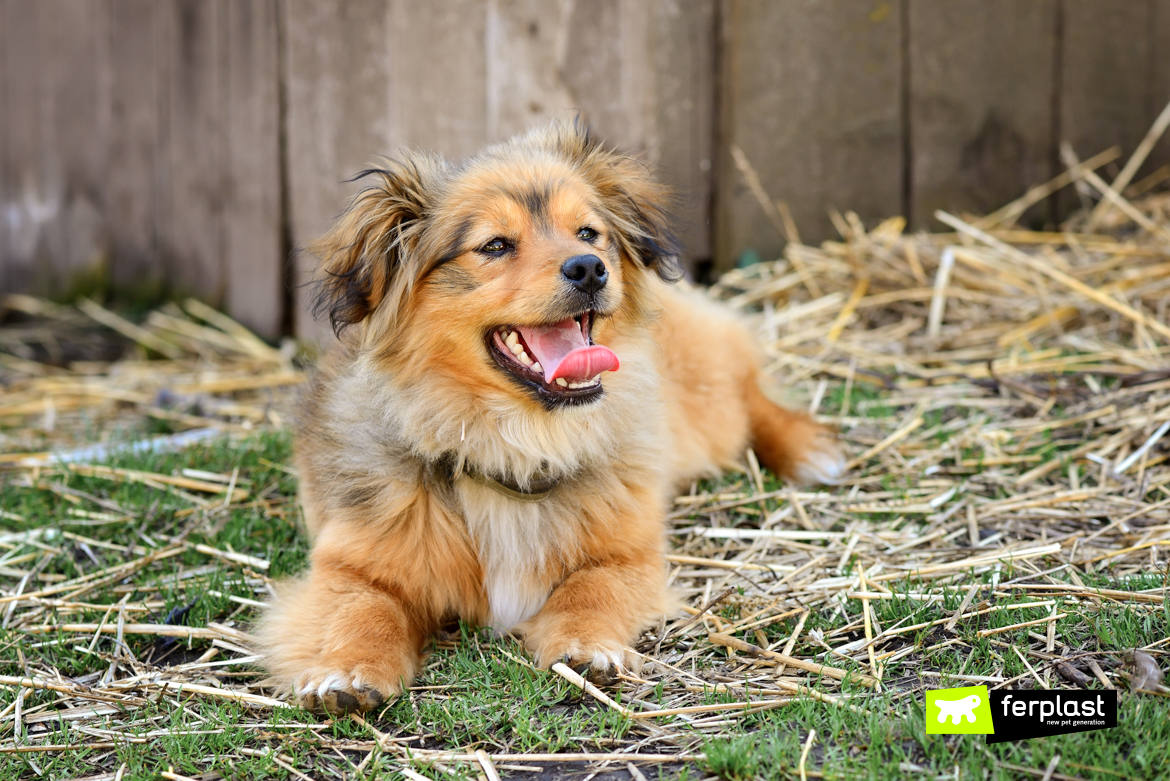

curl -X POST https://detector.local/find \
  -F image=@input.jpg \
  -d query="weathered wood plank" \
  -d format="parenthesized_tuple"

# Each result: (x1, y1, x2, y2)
(39, 0, 110, 291)
(284, 0, 391, 341)
(484, 0, 575, 139)
(908, 0, 1058, 228)
(2, 0, 45, 294)
(648, 0, 716, 268)
(717, 0, 902, 268)
(223, 0, 282, 339)
(107, 0, 166, 298)
(562, 0, 645, 149)
(2, 1, 111, 295)
(1061, 0, 1155, 205)
(1140, 0, 1170, 180)
(163, 0, 226, 303)
(391, 0, 487, 156)
(0, 0, 9, 295)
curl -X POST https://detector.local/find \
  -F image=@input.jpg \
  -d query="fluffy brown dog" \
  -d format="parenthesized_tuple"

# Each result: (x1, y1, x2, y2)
(260, 122, 844, 715)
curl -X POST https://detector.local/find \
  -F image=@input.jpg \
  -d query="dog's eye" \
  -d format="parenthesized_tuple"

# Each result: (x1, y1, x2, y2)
(479, 237, 511, 255)
(577, 227, 598, 242)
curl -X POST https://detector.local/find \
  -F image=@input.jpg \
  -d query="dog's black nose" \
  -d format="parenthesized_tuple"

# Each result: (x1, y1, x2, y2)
(561, 254, 608, 294)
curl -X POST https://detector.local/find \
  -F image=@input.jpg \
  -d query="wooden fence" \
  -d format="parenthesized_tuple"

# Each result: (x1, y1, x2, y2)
(2, 0, 1168, 340)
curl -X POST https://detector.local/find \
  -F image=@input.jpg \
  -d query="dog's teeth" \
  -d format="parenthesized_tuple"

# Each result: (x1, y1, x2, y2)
(565, 376, 601, 390)
(531, 361, 542, 373)
(518, 351, 533, 366)
(555, 378, 568, 388)
(505, 331, 519, 349)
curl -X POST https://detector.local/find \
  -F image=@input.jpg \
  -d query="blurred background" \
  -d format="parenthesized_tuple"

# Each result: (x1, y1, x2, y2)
(2, 0, 1168, 342)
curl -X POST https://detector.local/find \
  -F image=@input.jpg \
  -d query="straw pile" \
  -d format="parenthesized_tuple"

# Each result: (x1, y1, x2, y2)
(0, 296, 302, 459)
(0, 135, 1168, 776)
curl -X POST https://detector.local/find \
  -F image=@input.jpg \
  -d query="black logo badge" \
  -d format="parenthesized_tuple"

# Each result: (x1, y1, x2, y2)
(985, 690, 1116, 744)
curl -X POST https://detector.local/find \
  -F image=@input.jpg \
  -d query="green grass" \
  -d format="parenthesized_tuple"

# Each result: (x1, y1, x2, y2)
(1, 424, 1168, 780)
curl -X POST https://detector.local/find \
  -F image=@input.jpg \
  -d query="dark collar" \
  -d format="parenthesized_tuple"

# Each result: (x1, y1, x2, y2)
(463, 467, 557, 502)
(445, 455, 558, 502)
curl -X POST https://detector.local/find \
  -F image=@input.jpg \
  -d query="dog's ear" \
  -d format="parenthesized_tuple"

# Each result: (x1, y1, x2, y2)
(551, 122, 683, 282)
(309, 158, 438, 335)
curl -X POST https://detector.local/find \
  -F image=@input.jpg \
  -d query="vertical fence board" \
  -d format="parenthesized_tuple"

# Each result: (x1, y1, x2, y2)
(2, 1, 110, 295)
(2, 0, 43, 293)
(561, 0, 638, 147)
(223, 0, 282, 339)
(1141, 0, 1170, 179)
(42, 0, 111, 288)
(649, 0, 716, 267)
(485, 0, 577, 139)
(164, 0, 225, 302)
(1062, 0, 1154, 193)
(0, 1, 9, 294)
(717, 0, 902, 269)
(107, 0, 165, 296)
(284, 0, 391, 341)
(390, 0, 487, 156)
(909, 0, 1057, 229)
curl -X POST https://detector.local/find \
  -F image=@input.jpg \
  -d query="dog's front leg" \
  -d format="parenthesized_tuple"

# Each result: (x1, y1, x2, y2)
(260, 564, 432, 715)
(518, 551, 668, 679)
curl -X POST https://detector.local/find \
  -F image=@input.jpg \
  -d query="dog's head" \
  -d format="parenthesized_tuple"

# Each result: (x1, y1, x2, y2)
(310, 122, 680, 410)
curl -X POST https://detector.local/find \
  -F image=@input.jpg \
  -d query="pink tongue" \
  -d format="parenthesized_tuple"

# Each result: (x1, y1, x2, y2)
(516, 318, 619, 383)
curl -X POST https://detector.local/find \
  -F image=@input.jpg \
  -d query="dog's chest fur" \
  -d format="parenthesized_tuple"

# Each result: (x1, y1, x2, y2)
(456, 477, 579, 631)
(331, 339, 663, 631)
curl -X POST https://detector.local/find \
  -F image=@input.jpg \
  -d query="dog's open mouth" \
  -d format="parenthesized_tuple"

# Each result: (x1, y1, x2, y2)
(487, 311, 619, 404)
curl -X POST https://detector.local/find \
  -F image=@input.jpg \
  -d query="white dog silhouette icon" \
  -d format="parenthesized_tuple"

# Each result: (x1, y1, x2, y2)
(934, 694, 981, 724)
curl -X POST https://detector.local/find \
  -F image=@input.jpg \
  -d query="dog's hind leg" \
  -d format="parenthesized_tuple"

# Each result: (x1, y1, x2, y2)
(653, 283, 845, 486)
(744, 373, 845, 485)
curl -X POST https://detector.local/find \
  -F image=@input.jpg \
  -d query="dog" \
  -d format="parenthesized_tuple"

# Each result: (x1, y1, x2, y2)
(259, 122, 845, 715)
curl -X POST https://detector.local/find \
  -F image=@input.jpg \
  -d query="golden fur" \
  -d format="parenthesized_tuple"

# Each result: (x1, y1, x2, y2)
(259, 123, 844, 714)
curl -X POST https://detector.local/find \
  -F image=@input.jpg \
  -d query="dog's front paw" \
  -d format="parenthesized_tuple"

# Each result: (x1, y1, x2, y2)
(259, 571, 428, 717)
(293, 668, 399, 715)
(530, 635, 642, 684)
(790, 429, 847, 485)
